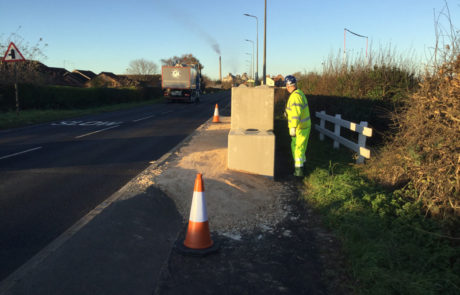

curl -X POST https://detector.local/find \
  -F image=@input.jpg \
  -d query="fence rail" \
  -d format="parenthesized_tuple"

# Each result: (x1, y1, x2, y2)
(314, 110, 372, 164)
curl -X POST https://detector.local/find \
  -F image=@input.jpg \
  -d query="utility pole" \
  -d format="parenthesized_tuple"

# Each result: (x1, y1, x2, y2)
(244, 13, 259, 85)
(263, 0, 267, 85)
(245, 39, 255, 81)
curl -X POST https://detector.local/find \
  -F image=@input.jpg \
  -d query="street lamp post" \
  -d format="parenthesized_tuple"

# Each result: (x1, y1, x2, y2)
(245, 59, 252, 79)
(263, 0, 267, 85)
(244, 13, 258, 84)
(245, 39, 254, 81)
(245, 53, 253, 79)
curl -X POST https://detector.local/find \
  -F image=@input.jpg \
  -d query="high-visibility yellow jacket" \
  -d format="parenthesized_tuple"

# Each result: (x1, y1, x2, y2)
(286, 89, 311, 129)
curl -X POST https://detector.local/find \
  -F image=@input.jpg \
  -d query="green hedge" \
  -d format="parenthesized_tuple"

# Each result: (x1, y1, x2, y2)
(0, 84, 162, 111)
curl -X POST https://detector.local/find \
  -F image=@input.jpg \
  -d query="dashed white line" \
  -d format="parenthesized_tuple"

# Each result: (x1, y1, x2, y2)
(75, 125, 120, 139)
(133, 115, 155, 122)
(0, 147, 43, 160)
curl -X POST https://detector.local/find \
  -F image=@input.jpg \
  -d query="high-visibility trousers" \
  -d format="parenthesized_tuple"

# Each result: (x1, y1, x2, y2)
(291, 127, 311, 168)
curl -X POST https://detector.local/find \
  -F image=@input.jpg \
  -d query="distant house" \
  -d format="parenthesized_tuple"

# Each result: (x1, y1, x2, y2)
(273, 74, 284, 87)
(121, 74, 161, 87)
(0, 60, 74, 85)
(43, 67, 75, 86)
(61, 70, 96, 87)
(72, 70, 97, 81)
(88, 72, 140, 88)
(265, 76, 275, 87)
(45, 67, 68, 78)
(222, 73, 236, 84)
(89, 72, 121, 87)
(63, 72, 88, 86)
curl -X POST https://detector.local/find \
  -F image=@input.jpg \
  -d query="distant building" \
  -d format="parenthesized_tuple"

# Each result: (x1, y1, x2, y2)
(265, 76, 275, 87)
(63, 70, 97, 87)
(222, 73, 236, 84)
(88, 72, 142, 88)
(89, 72, 121, 88)
(273, 74, 285, 87)
(45, 67, 69, 82)
(121, 75, 161, 87)
(72, 70, 97, 81)
(63, 72, 88, 86)
(0, 60, 73, 85)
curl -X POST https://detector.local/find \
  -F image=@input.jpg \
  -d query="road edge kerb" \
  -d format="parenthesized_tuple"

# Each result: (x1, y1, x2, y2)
(0, 111, 223, 294)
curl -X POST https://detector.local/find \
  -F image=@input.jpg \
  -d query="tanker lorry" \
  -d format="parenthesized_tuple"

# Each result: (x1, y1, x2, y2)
(161, 63, 202, 103)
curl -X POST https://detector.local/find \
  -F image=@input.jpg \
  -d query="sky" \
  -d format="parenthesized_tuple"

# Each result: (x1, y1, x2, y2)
(1, 0, 459, 80)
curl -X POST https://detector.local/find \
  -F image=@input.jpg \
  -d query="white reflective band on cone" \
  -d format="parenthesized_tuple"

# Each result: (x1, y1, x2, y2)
(189, 191, 208, 222)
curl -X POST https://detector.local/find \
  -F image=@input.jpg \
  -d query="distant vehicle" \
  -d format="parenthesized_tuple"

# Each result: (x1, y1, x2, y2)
(161, 64, 201, 103)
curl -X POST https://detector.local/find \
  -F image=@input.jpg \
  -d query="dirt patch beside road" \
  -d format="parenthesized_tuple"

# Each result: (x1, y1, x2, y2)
(150, 116, 288, 234)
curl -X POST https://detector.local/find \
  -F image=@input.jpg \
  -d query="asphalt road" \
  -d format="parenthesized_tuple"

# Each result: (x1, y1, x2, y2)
(0, 91, 230, 281)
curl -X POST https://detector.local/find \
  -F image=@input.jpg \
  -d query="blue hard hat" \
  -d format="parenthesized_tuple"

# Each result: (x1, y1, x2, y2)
(285, 75, 296, 86)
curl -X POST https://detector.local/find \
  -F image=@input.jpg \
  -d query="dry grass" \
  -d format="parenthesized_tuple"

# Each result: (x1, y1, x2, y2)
(365, 52, 460, 220)
(298, 46, 419, 103)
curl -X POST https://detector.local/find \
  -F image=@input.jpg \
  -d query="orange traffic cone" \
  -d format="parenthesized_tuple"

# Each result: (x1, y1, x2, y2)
(212, 104, 220, 123)
(177, 173, 219, 255)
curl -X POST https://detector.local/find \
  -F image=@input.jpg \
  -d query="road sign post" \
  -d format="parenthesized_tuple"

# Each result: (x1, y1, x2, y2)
(2, 42, 26, 116)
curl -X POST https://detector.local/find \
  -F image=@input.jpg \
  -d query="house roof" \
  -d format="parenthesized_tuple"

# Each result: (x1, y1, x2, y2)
(72, 70, 97, 80)
(64, 72, 90, 84)
(273, 74, 284, 82)
(99, 72, 118, 79)
(45, 67, 69, 76)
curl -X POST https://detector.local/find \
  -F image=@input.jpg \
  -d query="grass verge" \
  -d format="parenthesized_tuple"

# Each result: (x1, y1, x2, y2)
(298, 129, 459, 294)
(0, 97, 165, 130)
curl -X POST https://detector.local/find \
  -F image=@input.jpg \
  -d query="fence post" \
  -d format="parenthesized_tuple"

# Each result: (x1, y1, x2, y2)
(357, 121, 368, 164)
(319, 110, 325, 141)
(333, 114, 341, 149)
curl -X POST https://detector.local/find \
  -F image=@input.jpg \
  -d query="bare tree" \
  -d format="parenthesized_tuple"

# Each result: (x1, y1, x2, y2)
(161, 53, 204, 70)
(126, 59, 158, 81)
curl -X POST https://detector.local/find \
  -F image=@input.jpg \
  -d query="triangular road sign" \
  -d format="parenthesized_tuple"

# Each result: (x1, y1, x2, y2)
(2, 42, 26, 62)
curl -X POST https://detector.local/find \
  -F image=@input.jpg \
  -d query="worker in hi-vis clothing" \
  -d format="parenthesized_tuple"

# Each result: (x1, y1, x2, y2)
(284, 75, 311, 177)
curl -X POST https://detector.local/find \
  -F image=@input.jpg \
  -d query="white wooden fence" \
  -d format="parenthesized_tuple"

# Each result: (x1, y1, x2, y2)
(314, 111, 372, 164)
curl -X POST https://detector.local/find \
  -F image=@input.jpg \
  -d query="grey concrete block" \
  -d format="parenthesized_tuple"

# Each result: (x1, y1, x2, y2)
(230, 87, 275, 131)
(228, 129, 275, 177)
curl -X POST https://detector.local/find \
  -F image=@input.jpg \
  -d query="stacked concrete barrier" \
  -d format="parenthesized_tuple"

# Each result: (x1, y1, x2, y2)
(228, 85, 275, 177)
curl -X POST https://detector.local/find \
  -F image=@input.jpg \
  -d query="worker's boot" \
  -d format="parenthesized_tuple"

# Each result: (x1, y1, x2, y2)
(293, 167, 304, 177)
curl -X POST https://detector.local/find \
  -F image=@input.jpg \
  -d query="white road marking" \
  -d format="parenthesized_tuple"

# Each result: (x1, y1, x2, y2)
(161, 110, 173, 115)
(78, 121, 122, 126)
(75, 125, 120, 139)
(51, 120, 83, 126)
(133, 115, 155, 122)
(0, 146, 43, 160)
(51, 121, 122, 127)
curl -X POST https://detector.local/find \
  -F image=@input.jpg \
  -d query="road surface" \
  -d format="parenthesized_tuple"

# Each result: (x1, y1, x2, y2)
(0, 91, 230, 281)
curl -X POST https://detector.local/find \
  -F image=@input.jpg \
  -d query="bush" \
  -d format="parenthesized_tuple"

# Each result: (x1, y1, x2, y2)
(365, 53, 460, 221)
